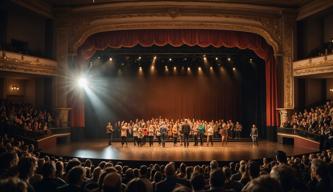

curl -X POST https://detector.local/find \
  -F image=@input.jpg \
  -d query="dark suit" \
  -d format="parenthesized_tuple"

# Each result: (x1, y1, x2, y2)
(57, 184, 83, 192)
(155, 176, 190, 192)
(181, 124, 191, 147)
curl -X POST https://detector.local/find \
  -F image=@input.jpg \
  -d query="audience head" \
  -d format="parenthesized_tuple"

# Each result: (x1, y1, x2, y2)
(102, 172, 122, 192)
(126, 178, 146, 192)
(190, 173, 205, 191)
(275, 151, 287, 164)
(67, 166, 85, 186)
(209, 169, 225, 190)
(241, 175, 282, 192)
(165, 162, 176, 177)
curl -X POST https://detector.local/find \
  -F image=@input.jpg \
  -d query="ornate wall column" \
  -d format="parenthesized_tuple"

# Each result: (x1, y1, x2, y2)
(54, 26, 71, 128)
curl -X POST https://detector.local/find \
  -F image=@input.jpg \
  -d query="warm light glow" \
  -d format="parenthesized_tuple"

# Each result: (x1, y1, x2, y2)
(10, 84, 20, 91)
(77, 76, 89, 88)
(173, 66, 177, 71)
(215, 57, 219, 61)
(109, 57, 113, 61)
(138, 56, 142, 60)
(209, 66, 213, 70)
(232, 67, 236, 71)
(198, 67, 202, 71)
(187, 67, 191, 71)
(139, 66, 143, 71)
(169, 58, 172, 62)
(165, 65, 169, 72)
(227, 57, 231, 62)
(330, 88, 333, 92)
(153, 56, 157, 60)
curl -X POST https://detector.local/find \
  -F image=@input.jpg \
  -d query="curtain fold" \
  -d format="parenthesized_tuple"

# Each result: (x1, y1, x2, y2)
(73, 29, 278, 128)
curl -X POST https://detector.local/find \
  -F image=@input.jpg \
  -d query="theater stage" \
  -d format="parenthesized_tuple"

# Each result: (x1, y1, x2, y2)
(42, 140, 319, 162)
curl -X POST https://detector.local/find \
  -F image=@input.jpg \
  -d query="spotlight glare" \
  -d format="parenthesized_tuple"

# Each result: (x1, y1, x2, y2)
(77, 76, 88, 88)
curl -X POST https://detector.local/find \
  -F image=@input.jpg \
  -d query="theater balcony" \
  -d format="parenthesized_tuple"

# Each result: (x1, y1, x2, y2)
(293, 53, 333, 77)
(0, 50, 57, 76)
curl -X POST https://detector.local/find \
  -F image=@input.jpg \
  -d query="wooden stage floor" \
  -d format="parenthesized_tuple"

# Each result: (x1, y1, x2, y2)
(43, 140, 319, 162)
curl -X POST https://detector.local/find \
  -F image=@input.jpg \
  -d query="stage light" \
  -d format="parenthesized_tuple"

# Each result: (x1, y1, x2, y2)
(169, 58, 172, 62)
(77, 76, 89, 89)
(227, 57, 231, 62)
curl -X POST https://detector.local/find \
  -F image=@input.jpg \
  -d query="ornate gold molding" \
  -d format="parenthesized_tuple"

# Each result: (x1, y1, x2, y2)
(293, 54, 333, 76)
(0, 51, 57, 76)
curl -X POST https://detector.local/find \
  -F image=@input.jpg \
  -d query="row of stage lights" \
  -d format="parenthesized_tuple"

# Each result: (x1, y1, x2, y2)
(92, 55, 255, 72)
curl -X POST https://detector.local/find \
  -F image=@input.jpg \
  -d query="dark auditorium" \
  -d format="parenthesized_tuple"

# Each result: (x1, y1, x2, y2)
(1, 0, 333, 192)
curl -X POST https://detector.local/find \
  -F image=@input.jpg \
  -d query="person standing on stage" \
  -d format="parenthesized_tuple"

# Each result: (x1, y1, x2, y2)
(155, 123, 161, 146)
(192, 121, 199, 146)
(182, 119, 191, 148)
(148, 122, 155, 147)
(220, 121, 228, 146)
(143, 122, 148, 146)
(133, 122, 139, 146)
(105, 121, 114, 145)
(235, 121, 242, 139)
(160, 122, 168, 147)
(207, 122, 214, 146)
(250, 124, 259, 145)
(198, 121, 205, 146)
(138, 125, 144, 147)
(172, 122, 178, 146)
(121, 122, 128, 147)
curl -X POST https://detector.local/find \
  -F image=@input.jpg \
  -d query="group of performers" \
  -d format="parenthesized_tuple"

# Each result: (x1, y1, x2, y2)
(105, 118, 258, 147)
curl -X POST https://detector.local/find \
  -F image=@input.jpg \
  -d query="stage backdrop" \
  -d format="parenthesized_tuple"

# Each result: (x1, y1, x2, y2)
(82, 51, 266, 138)
(73, 29, 277, 130)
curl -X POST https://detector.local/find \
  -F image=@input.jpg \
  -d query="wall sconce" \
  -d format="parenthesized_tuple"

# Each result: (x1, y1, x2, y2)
(10, 84, 20, 91)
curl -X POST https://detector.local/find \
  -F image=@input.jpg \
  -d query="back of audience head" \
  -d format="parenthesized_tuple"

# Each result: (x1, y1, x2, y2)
(241, 175, 282, 192)
(103, 172, 122, 192)
(210, 169, 225, 190)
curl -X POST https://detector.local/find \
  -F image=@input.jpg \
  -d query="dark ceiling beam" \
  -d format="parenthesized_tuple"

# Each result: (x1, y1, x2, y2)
(10, 0, 54, 18)
(297, 0, 333, 20)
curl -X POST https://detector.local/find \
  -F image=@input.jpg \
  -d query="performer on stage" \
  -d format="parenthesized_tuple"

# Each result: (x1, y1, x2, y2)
(160, 122, 168, 147)
(138, 126, 144, 147)
(148, 122, 155, 147)
(198, 121, 205, 146)
(206, 122, 214, 146)
(155, 124, 161, 146)
(235, 121, 242, 139)
(182, 119, 191, 148)
(172, 122, 178, 146)
(132, 122, 139, 146)
(105, 121, 113, 145)
(220, 121, 228, 146)
(250, 124, 259, 145)
(192, 121, 199, 146)
(120, 122, 128, 147)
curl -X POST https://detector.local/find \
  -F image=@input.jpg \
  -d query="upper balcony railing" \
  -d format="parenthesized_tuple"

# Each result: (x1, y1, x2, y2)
(0, 50, 57, 76)
(293, 53, 333, 77)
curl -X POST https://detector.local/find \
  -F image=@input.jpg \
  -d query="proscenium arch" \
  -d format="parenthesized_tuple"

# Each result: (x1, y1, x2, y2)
(71, 18, 280, 55)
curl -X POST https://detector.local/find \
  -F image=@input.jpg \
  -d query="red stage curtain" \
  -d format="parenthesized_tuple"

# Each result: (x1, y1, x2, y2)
(73, 29, 277, 127)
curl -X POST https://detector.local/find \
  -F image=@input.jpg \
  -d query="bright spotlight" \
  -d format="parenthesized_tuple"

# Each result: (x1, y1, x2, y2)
(77, 76, 88, 88)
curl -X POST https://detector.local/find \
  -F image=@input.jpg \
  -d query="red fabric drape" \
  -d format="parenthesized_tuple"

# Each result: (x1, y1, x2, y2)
(74, 29, 277, 127)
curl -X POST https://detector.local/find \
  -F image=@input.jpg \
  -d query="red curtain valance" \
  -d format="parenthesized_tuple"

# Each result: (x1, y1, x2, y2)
(74, 29, 277, 127)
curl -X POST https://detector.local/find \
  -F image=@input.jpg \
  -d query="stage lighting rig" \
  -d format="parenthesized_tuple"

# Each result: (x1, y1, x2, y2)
(77, 76, 89, 89)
